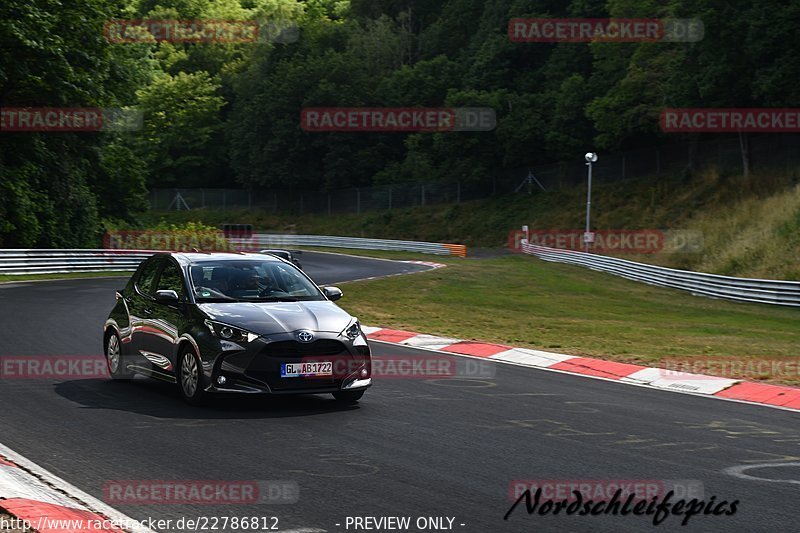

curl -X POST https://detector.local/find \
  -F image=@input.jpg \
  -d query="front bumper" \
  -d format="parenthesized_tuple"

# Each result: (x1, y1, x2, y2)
(199, 330, 372, 395)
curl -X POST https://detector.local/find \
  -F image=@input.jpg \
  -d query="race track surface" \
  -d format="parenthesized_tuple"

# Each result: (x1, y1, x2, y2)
(0, 252, 797, 533)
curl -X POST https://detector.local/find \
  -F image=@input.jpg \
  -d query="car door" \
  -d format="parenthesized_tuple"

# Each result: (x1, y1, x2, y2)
(127, 257, 163, 364)
(145, 258, 189, 379)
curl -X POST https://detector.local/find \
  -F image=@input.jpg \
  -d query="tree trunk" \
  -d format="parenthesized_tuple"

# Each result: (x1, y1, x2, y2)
(738, 131, 750, 177)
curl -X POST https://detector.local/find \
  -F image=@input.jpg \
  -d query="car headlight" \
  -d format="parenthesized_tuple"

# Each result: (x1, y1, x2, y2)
(204, 320, 259, 343)
(342, 319, 363, 340)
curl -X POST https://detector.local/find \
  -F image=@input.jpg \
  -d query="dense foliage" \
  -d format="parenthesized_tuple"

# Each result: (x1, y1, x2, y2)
(1, 0, 798, 246)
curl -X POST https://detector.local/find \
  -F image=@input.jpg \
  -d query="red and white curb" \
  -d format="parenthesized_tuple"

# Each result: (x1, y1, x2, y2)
(0, 443, 154, 533)
(362, 327, 800, 413)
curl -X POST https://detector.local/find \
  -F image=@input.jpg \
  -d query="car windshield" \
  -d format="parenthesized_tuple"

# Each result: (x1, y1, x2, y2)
(189, 260, 323, 302)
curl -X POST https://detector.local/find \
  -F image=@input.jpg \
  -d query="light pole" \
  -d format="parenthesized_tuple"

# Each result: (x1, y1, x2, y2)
(584, 152, 598, 253)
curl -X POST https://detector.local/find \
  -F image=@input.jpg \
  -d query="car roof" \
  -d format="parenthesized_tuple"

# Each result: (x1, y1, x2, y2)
(161, 252, 281, 266)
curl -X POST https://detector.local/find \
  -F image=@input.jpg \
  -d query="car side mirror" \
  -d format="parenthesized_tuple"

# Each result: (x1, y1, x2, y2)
(155, 289, 180, 303)
(323, 286, 343, 301)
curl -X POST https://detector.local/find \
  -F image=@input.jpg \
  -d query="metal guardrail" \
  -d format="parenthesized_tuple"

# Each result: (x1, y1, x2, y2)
(0, 250, 154, 275)
(230, 234, 467, 257)
(0, 235, 467, 276)
(521, 242, 800, 307)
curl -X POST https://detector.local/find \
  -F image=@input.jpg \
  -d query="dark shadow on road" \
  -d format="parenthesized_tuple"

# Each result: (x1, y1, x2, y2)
(53, 377, 361, 419)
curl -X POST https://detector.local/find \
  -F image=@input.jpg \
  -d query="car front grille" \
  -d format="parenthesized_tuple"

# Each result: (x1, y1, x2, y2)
(245, 339, 351, 391)
(259, 340, 348, 359)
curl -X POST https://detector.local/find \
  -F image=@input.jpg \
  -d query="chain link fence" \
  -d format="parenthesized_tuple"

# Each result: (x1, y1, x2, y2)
(150, 133, 800, 213)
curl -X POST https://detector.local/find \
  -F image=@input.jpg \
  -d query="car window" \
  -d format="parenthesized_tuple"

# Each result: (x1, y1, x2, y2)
(136, 258, 161, 297)
(272, 264, 307, 292)
(154, 260, 185, 300)
(190, 260, 323, 302)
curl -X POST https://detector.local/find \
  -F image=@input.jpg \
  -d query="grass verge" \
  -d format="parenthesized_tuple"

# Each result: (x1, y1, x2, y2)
(337, 253, 800, 386)
(138, 168, 800, 279)
(0, 271, 130, 283)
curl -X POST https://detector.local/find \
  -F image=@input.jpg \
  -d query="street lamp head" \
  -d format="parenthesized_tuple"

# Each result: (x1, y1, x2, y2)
(585, 152, 598, 163)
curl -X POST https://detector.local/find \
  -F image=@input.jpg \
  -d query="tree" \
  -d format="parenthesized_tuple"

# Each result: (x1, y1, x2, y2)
(0, 0, 148, 247)
(135, 71, 225, 187)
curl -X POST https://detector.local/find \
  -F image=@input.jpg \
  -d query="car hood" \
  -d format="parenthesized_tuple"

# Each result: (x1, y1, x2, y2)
(197, 301, 353, 335)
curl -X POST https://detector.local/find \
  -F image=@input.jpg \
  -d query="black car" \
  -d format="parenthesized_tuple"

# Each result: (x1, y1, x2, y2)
(259, 249, 303, 270)
(103, 252, 371, 404)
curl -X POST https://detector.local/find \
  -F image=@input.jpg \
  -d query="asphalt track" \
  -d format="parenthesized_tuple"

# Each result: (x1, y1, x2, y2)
(0, 251, 798, 533)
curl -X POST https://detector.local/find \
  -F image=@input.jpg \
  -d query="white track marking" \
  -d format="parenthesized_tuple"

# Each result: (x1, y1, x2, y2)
(401, 334, 462, 350)
(724, 462, 800, 485)
(0, 464, 79, 507)
(0, 442, 157, 533)
(621, 367, 738, 394)
(366, 338, 800, 414)
(490, 347, 576, 367)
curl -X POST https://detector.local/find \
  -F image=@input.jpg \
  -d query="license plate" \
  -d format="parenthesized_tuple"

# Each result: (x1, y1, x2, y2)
(281, 362, 333, 378)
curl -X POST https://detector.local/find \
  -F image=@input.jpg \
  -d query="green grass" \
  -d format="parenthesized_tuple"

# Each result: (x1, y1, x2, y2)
(9, 253, 798, 386)
(0, 271, 130, 283)
(336, 253, 800, 386)
(139, 167, 800, 279)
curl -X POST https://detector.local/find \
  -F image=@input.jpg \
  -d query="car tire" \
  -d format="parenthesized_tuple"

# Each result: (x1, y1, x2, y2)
(332, 390, 365, 404)
(106, 331, 133, 381)
(177, 346, 207, 405)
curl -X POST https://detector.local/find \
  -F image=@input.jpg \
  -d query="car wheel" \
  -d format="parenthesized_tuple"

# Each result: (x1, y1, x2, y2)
(332, 390, 365, 404)
(178, 347, 207, 405)
(106, 332, 133, 381)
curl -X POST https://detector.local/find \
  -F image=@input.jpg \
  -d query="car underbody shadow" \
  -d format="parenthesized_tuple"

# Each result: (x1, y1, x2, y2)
(53, 377, 361, 419)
